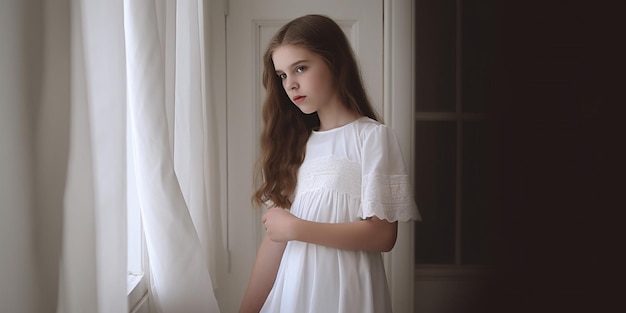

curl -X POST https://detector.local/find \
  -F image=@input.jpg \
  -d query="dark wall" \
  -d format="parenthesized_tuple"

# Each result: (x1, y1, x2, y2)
(485, 1, 623, 312)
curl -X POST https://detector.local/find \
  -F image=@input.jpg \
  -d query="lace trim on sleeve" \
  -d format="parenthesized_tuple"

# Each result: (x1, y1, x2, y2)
(360, 173, 422, 222)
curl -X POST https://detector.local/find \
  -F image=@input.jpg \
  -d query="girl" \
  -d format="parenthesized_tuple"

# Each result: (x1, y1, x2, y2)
(239, 14, 421, 313)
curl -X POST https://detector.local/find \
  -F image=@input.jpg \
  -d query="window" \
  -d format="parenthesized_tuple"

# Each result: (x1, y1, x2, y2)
(127, 115, 148, 312)
(414, 0, 496, 268)
(127, 138, 142, 280)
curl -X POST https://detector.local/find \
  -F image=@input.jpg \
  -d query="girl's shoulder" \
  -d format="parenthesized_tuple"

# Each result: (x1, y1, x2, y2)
(354, 116, 384, 130)
(353, 116, 391, 138)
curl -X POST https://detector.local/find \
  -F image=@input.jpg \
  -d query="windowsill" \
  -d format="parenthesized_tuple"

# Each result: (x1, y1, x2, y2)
(127, 273, 147, 312)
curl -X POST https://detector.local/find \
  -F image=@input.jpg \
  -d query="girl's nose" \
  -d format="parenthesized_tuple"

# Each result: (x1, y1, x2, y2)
(286, 77, 298, 90)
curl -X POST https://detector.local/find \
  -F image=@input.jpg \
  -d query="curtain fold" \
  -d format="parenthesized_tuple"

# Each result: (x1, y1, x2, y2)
(173, 0, 221, 281)
(58, 0, 128, 312)
(124, 0, 220, 312)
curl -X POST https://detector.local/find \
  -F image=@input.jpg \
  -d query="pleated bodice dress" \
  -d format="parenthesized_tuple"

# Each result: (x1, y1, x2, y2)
(260, 117, 421, 313)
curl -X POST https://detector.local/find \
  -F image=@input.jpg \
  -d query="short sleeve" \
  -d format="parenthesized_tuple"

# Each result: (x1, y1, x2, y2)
(359, 124, 422, 222)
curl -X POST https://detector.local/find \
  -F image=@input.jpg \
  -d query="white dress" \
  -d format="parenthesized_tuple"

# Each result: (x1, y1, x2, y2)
(260, 117, 421, 313)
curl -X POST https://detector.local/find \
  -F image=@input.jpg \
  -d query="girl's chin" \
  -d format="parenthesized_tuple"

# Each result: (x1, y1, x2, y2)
(294, 104, 316, 115)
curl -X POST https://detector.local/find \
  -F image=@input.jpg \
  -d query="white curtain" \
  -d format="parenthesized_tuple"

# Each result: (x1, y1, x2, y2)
(124, 0, 221, 312)
(0, 0, 221, 312)
(57, 0, 128, 312)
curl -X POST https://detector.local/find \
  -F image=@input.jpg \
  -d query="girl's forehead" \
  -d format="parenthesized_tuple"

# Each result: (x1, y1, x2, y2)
(273, 45, 310, 58)
(272, 45, 317, 68)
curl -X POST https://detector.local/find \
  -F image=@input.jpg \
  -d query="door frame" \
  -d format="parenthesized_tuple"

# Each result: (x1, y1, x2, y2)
(382, 1, 415, 312)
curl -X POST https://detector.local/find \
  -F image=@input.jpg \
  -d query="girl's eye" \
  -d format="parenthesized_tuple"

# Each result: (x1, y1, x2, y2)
(295, 66, 306, 73)
(278, 73, 287, 80)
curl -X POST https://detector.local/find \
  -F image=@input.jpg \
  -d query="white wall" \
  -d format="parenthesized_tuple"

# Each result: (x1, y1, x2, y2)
(0, 1, 42, 312)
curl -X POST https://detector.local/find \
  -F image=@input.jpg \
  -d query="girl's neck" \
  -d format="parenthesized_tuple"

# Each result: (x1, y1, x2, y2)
(316, 104, 360, 131)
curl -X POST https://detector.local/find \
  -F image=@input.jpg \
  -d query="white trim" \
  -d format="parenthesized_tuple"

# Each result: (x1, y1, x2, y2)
(384, 0, 416, 313)
(209, 0, 229, 272)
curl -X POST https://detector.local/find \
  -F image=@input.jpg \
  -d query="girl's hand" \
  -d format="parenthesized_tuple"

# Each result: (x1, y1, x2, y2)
(262, 206, 300, 242)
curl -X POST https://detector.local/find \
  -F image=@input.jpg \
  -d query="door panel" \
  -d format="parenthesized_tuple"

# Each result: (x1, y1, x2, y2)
(220, 1, 383, 312)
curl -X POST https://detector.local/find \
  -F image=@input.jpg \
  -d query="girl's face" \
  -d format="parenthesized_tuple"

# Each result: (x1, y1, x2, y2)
(272, 45, 340, 115)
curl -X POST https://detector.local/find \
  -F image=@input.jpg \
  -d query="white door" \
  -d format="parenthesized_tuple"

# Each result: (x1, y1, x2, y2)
(216, 1, 413, 312)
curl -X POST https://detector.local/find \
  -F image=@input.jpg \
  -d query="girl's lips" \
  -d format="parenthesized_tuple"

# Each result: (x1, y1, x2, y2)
(293, 95, 306, 104)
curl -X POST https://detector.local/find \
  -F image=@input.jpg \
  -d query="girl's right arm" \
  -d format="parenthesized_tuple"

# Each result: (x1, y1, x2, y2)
(238, 235, 287, 313)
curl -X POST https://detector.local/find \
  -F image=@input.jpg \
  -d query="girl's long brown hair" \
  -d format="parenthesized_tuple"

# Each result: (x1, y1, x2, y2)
(252, 14, 380, 208)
